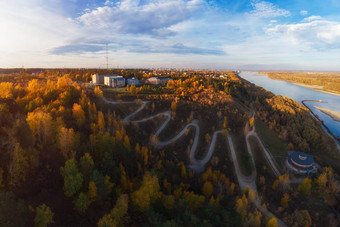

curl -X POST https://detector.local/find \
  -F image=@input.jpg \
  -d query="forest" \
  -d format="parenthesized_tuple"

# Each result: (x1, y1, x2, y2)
(262, 71, 340, 94)
(0, 69, 340, 226)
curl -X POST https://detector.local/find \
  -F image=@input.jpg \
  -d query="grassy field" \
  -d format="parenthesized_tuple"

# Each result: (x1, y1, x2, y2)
(255, 119, 288, 169)
(231, 134, 254, 177)
(101, 86, 127, 94)
(248, 136, 276, 188)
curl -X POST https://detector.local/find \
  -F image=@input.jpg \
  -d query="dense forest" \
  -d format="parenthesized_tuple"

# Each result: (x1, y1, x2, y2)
(0, 69, 340, 226)
(262, 72, 340, 94)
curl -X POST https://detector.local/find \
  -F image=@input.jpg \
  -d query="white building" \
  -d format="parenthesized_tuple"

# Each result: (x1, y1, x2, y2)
(127, 78, 140, 86)
(92, 74, 105, 84)
(104, 75, 126, 87)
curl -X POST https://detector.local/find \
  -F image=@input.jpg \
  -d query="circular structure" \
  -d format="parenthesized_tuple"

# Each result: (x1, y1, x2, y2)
(287, 151, 317, 174)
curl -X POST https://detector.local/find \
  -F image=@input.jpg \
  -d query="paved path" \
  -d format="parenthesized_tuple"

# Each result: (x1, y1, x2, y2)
(227, 134, 257, 192)
(104, 97, 218, 172)
(104, 96, 287, 226)
(247, 126, 281, 177)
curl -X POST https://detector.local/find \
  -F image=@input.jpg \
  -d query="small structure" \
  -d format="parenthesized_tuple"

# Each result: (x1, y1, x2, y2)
(146, 77, 171, 85)
(146, 77, 160, 85)
(127, 77, 140, 86)
(286, 151, 317, 174)
(92, 74, 105, 84)
(104, 75, 126, 87)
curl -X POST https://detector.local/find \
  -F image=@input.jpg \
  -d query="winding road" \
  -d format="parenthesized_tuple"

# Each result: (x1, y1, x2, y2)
(104, 96, 287, 226)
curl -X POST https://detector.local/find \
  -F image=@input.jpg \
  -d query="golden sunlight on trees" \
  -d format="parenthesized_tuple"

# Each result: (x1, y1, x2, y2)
(72, 103, 86, 128)
(94, 86, 103, 98)
(97, 111, 105, 131)
(34, 204, 54, 227)
(26, 110, 54, 145)
(27, 79, 41, 92)
(57, 127, 78, 160)
(0, 82, 13, 98)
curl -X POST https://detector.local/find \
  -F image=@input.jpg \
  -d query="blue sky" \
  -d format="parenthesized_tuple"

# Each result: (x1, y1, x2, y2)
(1, 0, 340, 70)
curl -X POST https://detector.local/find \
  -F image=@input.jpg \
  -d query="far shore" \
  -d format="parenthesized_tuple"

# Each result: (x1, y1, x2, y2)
(292, 82, 340, 97)
(314, 106, 340, 122)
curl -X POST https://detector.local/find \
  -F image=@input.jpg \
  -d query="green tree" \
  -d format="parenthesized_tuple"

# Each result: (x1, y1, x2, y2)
(34, 204, 54, 227)
(298, 178, 312, 199)
(74, 193, 90, 214)
(60, 159, 83, 198)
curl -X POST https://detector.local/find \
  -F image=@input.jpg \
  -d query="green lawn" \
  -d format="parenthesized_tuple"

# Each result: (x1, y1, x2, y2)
(101, 86, 127, 94)
(255, 119, 288, 169)
(231, 134, 254, 177)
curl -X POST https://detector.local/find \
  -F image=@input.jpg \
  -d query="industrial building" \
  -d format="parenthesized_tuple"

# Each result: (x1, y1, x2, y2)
(127, 78, 140, 86)
(92, 74, 105, 84)
(286, 151, 317, 174)
(104, 75, 126, 87)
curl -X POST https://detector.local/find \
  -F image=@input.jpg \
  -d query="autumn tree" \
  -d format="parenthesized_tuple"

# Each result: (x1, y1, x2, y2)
(281, 193, 290, 208)
(72, 103, 86, 128)
(57, 127, 78, 160)
(298, 178, 312, 199)
(202, 181, 213, 197)
(9, 143, 29, 186)
(266, 217, 278, 227)
(130, 84, 137, 94)
(74, 193, 90, 214)
(0, 82, 13, 98)
(98, 194, 128, 227)
(60, 159, 83, 198)
(97, 111, 105, 131)
(34, 204, 54, 227)
(131, 172, 160, 212)
(94, 86, 103, 98)
(88, 181, 97, 202)
(26, 110, 54, 145)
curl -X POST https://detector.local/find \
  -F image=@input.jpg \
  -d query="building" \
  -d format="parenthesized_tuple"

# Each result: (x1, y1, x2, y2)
(92, 74, 105, 84)
(286, 151, 317, 174)
(146, 77, 171, 85)
(146, 77, 160, 85)
(127, 78, 140, 86)
(104, 75, 126, 87)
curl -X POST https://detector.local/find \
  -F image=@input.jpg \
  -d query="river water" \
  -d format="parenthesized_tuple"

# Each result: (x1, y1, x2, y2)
(239, 71, 340, 138)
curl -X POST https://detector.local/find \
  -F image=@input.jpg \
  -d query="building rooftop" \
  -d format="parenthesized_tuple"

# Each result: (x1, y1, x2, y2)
(289, 152, 314, 166)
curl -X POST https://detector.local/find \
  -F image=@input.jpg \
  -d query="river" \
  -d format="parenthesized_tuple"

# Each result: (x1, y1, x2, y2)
(239, 71, 340, 138)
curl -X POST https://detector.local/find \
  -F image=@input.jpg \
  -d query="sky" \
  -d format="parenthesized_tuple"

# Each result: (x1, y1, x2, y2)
(1, 0, 340, 70)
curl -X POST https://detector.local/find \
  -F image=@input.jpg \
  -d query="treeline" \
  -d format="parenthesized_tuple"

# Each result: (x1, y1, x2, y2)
(263, 72, 340, 93)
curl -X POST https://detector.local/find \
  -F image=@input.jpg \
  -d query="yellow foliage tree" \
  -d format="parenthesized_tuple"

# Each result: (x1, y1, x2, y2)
(266, 217, 278, 227)
(88, 181, 97, 202)
(58, 127, 76, 160)
(94, 86, 103, 98)
(202, 181, 214, 197)
(281, 193, 290, 208)
(0, 82, 13, 98)
(123, 135, 131, 151)
(72, 103, 86, 127)
(97, 111, 105, 131)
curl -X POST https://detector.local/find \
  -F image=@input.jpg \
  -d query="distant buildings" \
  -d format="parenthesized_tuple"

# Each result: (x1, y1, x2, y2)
(104, 75, 126, 87)
(286, 151, 317, 174)
(146, 77, 171, 85)
(127, 78, 140, 86)
(92, 74, 105, 84)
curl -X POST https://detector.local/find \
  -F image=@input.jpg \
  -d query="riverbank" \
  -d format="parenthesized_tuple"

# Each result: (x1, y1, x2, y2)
(314, 106, 340, 122)
(292, 82, 340, 97)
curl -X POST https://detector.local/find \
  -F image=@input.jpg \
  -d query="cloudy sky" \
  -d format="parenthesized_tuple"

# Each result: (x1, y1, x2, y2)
(1, 0, 340, 70)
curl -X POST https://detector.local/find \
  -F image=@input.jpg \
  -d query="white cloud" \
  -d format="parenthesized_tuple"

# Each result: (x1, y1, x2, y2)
(300, 10, 308, 15)
(76, 0, 203, 36)
(248, 1, 290, 18)
(303, 15, 322, 22)
(267, 20, 340, 48)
